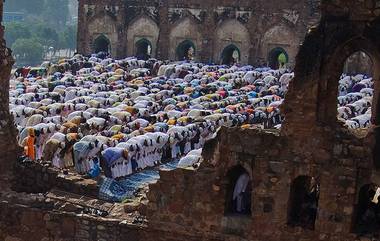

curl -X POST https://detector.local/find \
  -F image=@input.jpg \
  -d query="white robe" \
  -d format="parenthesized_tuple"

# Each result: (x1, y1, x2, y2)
(233, 173, 250, 212)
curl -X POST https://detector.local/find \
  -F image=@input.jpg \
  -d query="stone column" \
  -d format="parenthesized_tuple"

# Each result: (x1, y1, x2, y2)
(77, 0, 87, 55)
(0, 1, 20, 179)
(156, 1, 169, 60)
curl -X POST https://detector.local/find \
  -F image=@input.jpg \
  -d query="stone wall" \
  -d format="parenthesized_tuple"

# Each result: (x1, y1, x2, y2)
(77, 0, 320, 66)
(12, 161, 98, 197)
(145, 126, 376, 241)
(0, 196, 141, 241)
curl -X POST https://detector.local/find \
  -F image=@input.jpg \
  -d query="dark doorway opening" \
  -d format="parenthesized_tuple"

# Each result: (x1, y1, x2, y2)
(176, 40, 195, 61)
(221, 44, 240, 65)
(135, 38, 152, 60)
(93, 34, 110, 54)
(287, 176, 319, 230)
(268, 47, 288, 69)
(225, 165, 251, 216)
(352, 183, 380, 236)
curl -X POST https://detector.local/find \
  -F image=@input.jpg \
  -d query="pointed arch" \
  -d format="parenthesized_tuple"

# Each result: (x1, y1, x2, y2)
(176, 40, 196, 61)
(87, 14, 118, 56)
(221, 44, 241, 65)
(261, 25, 297, 68)
(127, 15, 159, 58)
(268, 47, 289, 69)
(93, 34, 110, 53)
(135, 38, 153, 60)
(169, 17, 202, 61)
(215, 20, 250, 65)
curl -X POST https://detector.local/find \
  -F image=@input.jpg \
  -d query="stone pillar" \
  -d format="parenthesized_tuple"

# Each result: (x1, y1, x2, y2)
(0, 0, 20, 179)
(198, 2, 215, 63)
(77, 0, 87, 55)
(156, 2, 169, 60)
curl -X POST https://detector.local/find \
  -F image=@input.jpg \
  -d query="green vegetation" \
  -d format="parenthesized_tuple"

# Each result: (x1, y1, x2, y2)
(12, 38, 44, 66)
(4, 0, 76, 66)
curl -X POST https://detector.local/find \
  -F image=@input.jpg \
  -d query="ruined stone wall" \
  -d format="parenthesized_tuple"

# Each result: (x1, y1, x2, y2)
(146, 126, 375, 241)
(0, 198, 142, 241)
(0, 0, 20, 179)
(12, 161, 98, 197)
(77, 0, 320, 66)
(2, 1, 380, 241)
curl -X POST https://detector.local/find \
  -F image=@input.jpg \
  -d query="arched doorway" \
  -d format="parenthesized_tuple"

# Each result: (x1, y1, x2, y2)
(221, 44, 240, 65)
(338, 51, 373, 126)
(225, 165, 252, 215)
(93, 34, 110, 54)
(135, 38, 152, 60)
(287, 175, 319, 230)
(352, 183, 380, 235)
(268, 47, 288, 69)
(343, 51, 373, 76)
(176, 40, 195, 61)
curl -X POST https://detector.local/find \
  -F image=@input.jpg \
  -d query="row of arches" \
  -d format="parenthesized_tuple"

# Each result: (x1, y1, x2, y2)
(225, 165, 380, 235)
(93, 33, 289, 67)
(88, 16, 294, 67)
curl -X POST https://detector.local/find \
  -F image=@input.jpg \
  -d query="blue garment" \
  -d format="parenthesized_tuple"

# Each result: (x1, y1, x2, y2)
(88, 159, 101, 178)
(247, 91, 258, 98)
(131, 159, 138, 171)
(102, 147, 124, 167)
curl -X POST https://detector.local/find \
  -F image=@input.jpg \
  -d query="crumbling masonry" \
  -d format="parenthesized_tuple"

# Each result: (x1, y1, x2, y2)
(77, 0, 320, 67)
(0, 0, 380, 241)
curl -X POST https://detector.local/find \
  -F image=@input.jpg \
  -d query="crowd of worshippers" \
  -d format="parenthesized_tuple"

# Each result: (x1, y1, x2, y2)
(10, 53, 374, 179)
(337, 74, 374, 128)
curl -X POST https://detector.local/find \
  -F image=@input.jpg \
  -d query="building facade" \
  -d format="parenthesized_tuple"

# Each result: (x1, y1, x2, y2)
(77, 0, 320, 67)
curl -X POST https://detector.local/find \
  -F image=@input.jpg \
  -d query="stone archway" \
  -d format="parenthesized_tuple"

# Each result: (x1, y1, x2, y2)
(176, 40, 195, 61)
(320, 40, 380, 126)
(93, 34, 110, 54)
(283, 26, 380, 129)
(221, 44, 241, 65)
(268, 47, 289, 69)
(169, 17, 201, 61)
(127, 16, 159, 58)
(215, 20, 250, 65)
(135, 38, 152, 60)
(87, 15, 118, 56)
(261, 25, 297, 68)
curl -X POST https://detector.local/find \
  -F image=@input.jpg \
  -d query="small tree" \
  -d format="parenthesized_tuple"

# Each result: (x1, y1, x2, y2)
(4, 22, 32, 47)
(33, 23, 60, 52)
(12, 38, 45, 66)
(61, 25, 77, 56)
